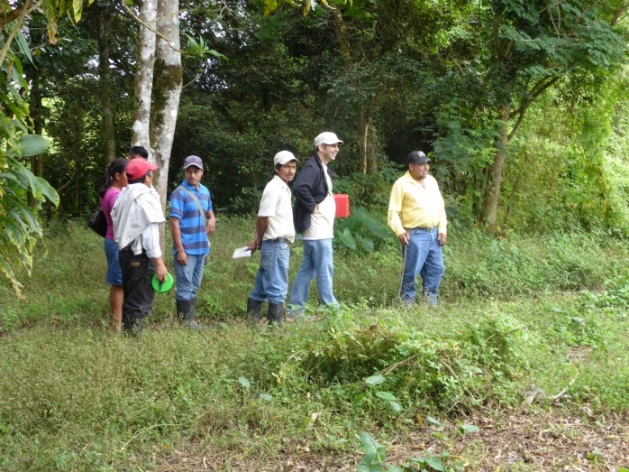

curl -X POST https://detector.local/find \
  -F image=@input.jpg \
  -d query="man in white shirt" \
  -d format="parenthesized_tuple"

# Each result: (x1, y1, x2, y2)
(245, 151, 298, 325)
(289, 132, 342, 315)
(111, 158, 169, 335)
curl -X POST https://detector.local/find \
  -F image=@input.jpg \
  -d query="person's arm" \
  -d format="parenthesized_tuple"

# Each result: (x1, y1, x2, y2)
(387, 180, 408, 244)
(292, 165, 318, 213)
(205, 210, 216, 234)
(170, 217, 187, 266)
(246, 216, 269, 253)
(153, 256, 168, 282)
(434, 179, 447, 247)
(143, 223, 169, 282)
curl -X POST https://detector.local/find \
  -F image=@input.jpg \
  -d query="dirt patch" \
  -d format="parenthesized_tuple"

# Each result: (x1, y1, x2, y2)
(156, 408, 628, 471)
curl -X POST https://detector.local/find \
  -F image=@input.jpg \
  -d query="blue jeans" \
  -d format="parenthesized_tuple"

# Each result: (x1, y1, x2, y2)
(174, 254, 206, 301)
(289, 238, 338, 310)
(105, 238, 123, 286)
(249, 240, 290, 304)
(400, 228, 444, 304)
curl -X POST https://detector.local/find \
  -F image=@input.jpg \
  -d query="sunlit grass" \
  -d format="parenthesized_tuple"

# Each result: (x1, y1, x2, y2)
(0, 220, 627, 469)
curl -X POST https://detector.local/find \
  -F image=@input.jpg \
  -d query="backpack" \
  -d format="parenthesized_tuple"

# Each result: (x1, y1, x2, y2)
(88, 209, 108, 238)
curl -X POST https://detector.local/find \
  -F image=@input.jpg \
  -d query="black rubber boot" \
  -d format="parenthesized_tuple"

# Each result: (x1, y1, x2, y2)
(177, 298, 205, 331)
(123, 316, 144, 336)
(267, 303, 284, 326)
(247, 298, 264, 324)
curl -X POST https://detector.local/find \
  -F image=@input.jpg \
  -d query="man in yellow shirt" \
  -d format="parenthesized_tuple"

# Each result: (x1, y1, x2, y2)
(388, 151, 447, 305)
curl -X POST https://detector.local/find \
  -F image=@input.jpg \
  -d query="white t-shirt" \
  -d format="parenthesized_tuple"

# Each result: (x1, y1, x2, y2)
(302, 165, 336, 240)
(258, 175, 296, 243)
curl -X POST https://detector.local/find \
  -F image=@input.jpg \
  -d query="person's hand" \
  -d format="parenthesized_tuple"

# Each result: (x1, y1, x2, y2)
(398, 231, 410, 245)
(206, 217, 216, 234)
(246, 239, 259, 254)
(438, 232, 447, 247)
(176, 249, 188, 266)
(314, 204, 320, 214)
(155, 261, 168, 282)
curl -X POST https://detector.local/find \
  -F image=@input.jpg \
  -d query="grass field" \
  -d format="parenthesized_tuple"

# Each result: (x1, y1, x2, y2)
(0, 218, 627, 471)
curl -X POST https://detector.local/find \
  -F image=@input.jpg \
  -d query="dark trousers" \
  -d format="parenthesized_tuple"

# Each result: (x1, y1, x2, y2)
(119, 250, 156, 321)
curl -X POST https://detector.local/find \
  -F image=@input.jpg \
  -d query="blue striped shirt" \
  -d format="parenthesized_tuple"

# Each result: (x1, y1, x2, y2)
(169, 180, 213, 256)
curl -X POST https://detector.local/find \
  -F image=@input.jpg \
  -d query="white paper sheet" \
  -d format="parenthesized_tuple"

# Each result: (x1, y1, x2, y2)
(232, 246, 252, 259)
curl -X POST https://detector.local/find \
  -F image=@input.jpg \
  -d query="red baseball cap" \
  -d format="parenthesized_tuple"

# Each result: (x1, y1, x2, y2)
(126, 158, 158, 180)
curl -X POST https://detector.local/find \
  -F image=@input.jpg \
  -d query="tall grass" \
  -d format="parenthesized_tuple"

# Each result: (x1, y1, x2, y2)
(0, 219, 627, 469)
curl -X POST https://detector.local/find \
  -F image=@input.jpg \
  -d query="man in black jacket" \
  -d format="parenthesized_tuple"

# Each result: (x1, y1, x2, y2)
(289, 132, 343, 315)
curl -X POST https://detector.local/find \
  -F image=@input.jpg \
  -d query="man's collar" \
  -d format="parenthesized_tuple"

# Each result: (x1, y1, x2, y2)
(182, 180, 199, 191)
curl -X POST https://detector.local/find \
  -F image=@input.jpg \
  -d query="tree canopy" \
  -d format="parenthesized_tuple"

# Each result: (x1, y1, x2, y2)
(2, 0, 629, 292)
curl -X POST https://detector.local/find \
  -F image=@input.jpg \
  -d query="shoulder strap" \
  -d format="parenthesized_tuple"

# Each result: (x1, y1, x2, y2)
(176, 185, 207, 224)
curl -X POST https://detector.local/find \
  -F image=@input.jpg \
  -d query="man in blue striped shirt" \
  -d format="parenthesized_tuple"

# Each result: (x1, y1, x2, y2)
(170, 155, 216, 329)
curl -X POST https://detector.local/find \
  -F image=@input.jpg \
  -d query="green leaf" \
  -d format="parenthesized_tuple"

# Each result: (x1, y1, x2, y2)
(375, 391, 397, 401)
(15, 31, 33, 64)
(460, 424, 479, 434)
(258, 393, 273, 401)
(364, 374, 385, 386)
(389, 401, 402, 412)
(359, 432, 383, 457)
(73, 0, 84, 22)
(411, 455, 445, 471)
(18, 134, 49, 157)
(426, 416, 444, 427)
(238, 377, 251, 389)
(337, 227, 356, 250)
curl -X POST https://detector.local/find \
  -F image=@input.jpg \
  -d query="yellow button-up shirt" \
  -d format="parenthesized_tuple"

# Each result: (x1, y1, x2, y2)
(387, 171, 447, 237)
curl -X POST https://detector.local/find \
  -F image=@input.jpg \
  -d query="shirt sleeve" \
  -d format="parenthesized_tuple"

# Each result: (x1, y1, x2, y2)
(257, 185, 279, 218)
(432, 179, 447, 234)
(169, 190, 185, 220)
(387, 180, 406, 237)
(203, 188, 213, 213)
(142, 223, 162, 259)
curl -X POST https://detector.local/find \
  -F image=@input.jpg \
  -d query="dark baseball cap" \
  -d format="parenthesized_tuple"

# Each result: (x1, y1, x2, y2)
(183, 155, 203, 169)
(406, 151, 431, 165)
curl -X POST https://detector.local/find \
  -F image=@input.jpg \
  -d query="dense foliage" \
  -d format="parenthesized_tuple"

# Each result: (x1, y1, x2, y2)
(2, 0, 629, 291)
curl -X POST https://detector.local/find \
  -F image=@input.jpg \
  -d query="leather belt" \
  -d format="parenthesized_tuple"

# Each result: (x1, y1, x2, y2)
(265, 237, 289, 244)
(406, 227, 436, 233)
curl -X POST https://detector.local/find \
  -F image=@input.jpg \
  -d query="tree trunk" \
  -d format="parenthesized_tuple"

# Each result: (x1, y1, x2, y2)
(97, 7, 116, 164)
(359, 115, 378, 174)
(131, 0, 157, 149)
(150, 0, 182, 213)
(483, 104, 510, 226)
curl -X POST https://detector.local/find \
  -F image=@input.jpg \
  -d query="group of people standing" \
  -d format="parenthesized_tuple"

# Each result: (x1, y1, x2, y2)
(98, 132, 448, 335)
(99, 148, 214, 334)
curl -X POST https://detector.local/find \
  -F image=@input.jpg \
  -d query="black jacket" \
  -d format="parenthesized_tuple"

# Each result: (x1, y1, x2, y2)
(293, 154, 333, 234)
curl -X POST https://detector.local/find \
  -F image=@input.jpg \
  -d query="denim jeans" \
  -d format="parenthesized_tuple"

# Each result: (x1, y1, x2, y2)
(400, 228, 444, 305)
(174, 254, 206, 301)
(249, 240, 290, 304)
(105, 238, 123, 286)
(289, 238, 338, 310)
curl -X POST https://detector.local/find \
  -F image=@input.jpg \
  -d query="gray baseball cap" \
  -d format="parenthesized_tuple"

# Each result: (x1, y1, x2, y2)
(183, 155, 203, 169)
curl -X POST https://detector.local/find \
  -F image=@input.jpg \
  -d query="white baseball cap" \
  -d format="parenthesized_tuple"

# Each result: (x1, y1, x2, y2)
(273, 150, 298, 166)
(314, 132, 343, 149)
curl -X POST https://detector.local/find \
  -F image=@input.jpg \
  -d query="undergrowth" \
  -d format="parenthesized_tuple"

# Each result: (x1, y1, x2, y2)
(0, 220, 627, 469)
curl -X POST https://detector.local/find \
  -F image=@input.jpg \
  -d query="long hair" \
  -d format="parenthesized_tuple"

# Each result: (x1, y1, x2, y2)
(99, 158, 128, 197)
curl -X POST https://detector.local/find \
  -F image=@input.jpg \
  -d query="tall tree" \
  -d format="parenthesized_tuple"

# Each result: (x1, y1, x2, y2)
(128, 0, 182, 212)
(479, 0, 628, 225)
